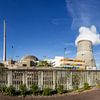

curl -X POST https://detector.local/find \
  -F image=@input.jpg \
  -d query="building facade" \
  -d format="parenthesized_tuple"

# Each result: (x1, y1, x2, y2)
(45, 56, 85, 70)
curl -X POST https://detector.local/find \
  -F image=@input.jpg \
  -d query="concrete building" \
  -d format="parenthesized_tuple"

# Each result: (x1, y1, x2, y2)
(45, 56, 85, 70)
(6, 55, 39, 69)
(60, 58, 85, 70)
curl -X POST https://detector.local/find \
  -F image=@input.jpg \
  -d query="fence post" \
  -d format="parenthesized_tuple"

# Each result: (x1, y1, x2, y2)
(53, 70, 56, 89)
(70, 71, 73, 89)
(7, 70, 12, 86)
(22, 71, 28, 87)
(38, 71, 43, 90)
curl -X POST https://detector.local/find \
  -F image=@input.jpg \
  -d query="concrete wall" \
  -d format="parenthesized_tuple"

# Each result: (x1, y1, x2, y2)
(0, 68, 100, 90)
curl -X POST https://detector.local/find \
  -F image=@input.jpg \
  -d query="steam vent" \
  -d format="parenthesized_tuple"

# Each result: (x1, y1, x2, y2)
(76, 40, 96, 69)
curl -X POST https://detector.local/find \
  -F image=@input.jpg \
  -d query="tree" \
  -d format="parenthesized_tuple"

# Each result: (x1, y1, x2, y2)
(37, 61, 52, 67)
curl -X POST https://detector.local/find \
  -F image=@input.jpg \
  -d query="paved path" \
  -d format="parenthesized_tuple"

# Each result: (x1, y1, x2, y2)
(0, 89, 100, 100)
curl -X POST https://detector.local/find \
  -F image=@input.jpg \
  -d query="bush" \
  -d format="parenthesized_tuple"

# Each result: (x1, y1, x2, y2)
(72, 74, 80, 90)
(57, 85, 64, 94)
(83, 82, 90, 90)
(51, 89, 57, 95)
(19, 84, 27, 97)
(30, 84, 38, 95)
(0, 85, 7, 93)
(5, 85, 16, 96)
(42, 88, 52, 96)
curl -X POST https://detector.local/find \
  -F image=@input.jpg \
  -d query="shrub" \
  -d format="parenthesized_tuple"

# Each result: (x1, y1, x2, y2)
(5, 85, 16, 96)
(72, 74, 80, 90)
(51, 89, 57, 95)
(42, 88, 52, 96)
(83, 82, 90, 90)
(57, 85, 64, 94)
(19, 84, 27, 97)
(0, 85, 2, 92)
(0, 85, 7, 93)
(95, 79, 100, 85)
(30, 84, 38, 95)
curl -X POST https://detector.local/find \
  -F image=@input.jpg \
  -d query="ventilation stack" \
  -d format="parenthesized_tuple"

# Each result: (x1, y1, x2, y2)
(3, 19, 6, 63)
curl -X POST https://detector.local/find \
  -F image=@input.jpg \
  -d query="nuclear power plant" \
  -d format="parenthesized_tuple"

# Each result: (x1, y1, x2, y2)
(0, 19, 98, 70)
(76, 40, 96, 69)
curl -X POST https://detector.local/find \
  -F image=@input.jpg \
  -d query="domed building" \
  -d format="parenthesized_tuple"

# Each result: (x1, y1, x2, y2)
(19, 55, 39, 67)
(21, 55, 38, 61)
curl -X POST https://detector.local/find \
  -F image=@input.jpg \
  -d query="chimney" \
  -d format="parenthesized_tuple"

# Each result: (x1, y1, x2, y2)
(3, 19, 6, 62)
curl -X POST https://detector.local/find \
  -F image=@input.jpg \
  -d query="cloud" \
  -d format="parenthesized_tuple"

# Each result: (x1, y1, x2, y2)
(75, 25, 100, 45)
(66, 0, 100, 29)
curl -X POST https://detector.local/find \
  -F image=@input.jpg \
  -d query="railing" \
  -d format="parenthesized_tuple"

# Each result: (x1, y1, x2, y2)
(0, 68, 100, 90)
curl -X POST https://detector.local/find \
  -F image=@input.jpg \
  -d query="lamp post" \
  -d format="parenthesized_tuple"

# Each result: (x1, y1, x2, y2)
(64, 48, 66, 58)
(64, 48, 66, 67)
(16, 56, 19, 61)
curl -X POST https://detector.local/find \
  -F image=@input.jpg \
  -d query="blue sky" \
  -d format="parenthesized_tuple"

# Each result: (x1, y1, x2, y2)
(0, 0, 100, 68)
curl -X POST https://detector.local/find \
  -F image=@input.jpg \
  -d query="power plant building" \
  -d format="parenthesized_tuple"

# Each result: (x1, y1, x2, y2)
(45, 56, 85, 70)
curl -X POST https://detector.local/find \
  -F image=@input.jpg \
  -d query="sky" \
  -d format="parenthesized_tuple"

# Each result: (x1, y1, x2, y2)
(0, 0, 100, 68)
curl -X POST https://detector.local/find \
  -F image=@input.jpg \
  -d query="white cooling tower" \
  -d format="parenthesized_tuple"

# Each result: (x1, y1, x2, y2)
(76, 40, 96, 69)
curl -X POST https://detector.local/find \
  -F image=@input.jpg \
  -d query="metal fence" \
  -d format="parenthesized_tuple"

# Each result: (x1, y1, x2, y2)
(0, 68, 100, 90)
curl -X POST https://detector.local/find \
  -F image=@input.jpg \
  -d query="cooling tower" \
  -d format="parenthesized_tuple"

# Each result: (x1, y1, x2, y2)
(76, 40, 96, 69)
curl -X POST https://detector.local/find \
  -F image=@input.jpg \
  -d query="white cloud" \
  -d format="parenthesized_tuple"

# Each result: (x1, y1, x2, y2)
(66, 0, 100, 29)
(75, 25, 100, 45)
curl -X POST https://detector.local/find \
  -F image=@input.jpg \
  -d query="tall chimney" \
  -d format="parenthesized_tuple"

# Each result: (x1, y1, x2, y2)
(3, 19, 6, 62)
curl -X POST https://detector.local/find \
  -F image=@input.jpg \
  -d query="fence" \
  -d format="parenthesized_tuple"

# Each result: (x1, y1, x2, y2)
(0, 68, 100, 90)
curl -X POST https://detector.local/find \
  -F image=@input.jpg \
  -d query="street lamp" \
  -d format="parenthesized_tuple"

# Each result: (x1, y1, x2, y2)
(64, 48, 66, 68)
(64, 48, 66, 58)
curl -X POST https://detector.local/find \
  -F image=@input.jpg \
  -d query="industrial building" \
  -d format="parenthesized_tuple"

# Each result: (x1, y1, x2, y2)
(45, 56, 85, 70)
